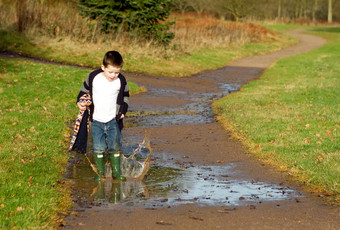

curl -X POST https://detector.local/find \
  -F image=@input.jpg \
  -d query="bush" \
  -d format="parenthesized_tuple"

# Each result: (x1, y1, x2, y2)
(78, 0, 174, 45)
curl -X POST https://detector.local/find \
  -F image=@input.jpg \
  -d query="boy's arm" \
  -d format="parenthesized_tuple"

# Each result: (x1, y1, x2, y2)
(119, 83, 129, 118)
(76, 74, 91, 102)
(76, 74, 91, 111)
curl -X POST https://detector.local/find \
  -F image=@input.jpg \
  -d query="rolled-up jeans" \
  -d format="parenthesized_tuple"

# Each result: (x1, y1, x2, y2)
(91, 119, 121, 155)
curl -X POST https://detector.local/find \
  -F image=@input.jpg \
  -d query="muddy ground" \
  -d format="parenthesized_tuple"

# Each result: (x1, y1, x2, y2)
(52, 29, 339, 229)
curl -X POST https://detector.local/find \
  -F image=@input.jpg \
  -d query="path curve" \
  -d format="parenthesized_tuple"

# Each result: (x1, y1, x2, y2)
(62, 29, 339, 229)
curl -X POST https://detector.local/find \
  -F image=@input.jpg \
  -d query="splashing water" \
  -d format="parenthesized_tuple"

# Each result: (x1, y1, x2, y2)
(100, 134, 153, 180)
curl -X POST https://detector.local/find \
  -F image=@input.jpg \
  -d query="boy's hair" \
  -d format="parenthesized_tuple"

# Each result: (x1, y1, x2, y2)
(103, 51, 123, 68)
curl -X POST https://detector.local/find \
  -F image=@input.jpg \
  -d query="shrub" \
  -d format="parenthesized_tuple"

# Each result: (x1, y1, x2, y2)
(78, 0, 174, 45)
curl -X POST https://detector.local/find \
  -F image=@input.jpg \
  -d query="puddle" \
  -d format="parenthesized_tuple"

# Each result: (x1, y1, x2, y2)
(219, 83, 242, 96)
(66, 151, 302, 209)
(142, 162, 301, 208)
(66, 81, 301, 210)
(126, 84, 241, 127)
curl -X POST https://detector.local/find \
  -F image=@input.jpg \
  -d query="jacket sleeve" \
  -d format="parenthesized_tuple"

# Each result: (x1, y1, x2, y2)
(76, 74, 91, 103)
(122, 83, 129, 115)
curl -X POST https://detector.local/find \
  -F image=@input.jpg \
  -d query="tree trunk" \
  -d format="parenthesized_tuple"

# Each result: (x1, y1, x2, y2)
(277, 0, 281, 19)
(17, 0, 28, 32)
(312, 0, 318, 22)
(328, 0, 332, 23)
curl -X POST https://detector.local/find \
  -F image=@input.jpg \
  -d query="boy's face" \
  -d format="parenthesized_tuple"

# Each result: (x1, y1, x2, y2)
(101, 65, 121, 82)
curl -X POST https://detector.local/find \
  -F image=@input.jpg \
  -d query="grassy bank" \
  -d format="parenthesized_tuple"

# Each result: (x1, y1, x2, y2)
(0, 57, 140, 228)
(0, 1, 296, 77)
(214, 27, 340, 199)
(0, 29, 295, 77)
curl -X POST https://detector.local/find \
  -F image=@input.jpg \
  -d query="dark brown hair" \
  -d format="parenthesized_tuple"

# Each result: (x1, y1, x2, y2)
(103, 51, 123, 67)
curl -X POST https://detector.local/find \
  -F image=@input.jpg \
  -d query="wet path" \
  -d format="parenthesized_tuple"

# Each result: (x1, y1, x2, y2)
(62, 29, 340, 229)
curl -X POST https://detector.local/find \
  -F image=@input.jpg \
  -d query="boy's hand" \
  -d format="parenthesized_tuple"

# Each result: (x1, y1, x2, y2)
(120, 114, 125, 119)
(77, 102, 87, 111)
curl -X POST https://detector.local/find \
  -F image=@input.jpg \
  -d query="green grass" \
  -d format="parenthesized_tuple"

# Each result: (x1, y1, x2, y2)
(0, 24, 329, 227)
(261, 23, 313, 31)
(0, 57, 140, 228)
(0, 29, 296, 77)
(213, 27, 340, 198)
(124, 41, 293, 77)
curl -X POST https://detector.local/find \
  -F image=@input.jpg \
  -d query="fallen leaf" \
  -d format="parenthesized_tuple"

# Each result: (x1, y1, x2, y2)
(16, 206, 24, 211)
(190, 216, 203, 221)
(156, 220, 172, 225)
(217, 209, 229, 213)
(15, 134, 24, 139)
(316, 155, 324, 161)
(249, 205, 256, 210)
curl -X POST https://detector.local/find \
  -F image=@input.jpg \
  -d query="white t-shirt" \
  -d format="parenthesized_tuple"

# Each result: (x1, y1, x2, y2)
(92, 73, 121, 123)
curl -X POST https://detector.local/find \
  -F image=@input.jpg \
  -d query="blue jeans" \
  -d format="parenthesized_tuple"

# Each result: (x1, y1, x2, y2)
(91, 119, 121, 155)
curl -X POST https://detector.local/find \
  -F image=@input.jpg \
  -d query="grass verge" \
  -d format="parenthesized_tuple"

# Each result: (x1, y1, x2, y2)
(0, 57, 139, 228)
(213, 27, 340, 201)
(0, 29, 296, 77)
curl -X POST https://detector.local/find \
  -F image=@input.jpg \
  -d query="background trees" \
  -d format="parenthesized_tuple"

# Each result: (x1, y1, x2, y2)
(0, 0, 338, 50)
(169, 0, 339, 23)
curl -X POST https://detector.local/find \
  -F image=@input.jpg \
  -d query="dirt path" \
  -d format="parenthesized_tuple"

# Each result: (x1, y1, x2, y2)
(62, 29, 340, 229)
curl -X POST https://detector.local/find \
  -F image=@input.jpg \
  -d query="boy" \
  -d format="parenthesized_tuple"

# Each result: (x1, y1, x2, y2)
(76, 51, 129, 181)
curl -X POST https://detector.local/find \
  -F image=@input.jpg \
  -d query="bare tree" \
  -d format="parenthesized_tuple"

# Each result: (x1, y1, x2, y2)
(223, 0, 256, 21)
(16, 0, 28, 32)
(171, 0, 191, 14)
(278, 0, 282, 19)
(207, 0, 230, 20)
(328, 0, 333, 22)
(312, 0, 319, 22)
(186, 0, 207, 15)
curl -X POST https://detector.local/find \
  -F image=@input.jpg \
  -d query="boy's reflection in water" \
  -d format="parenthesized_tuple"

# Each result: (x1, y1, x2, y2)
(90, 179, 149, 204)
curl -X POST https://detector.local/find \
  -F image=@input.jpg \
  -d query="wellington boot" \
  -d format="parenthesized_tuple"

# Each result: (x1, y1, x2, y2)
(94, 153, 105, 181)
(109, 153, 126, 181)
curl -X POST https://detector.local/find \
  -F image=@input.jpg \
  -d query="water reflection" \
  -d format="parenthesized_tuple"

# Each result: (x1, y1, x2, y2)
(68, 153, 301, 208)
(90, 180, 148, 205)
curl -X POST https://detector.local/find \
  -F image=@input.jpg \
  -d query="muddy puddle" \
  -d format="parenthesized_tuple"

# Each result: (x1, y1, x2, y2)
(66, 81, 302, 211)
(66, 148, 302, 210)
(126, 83, 241, 127)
